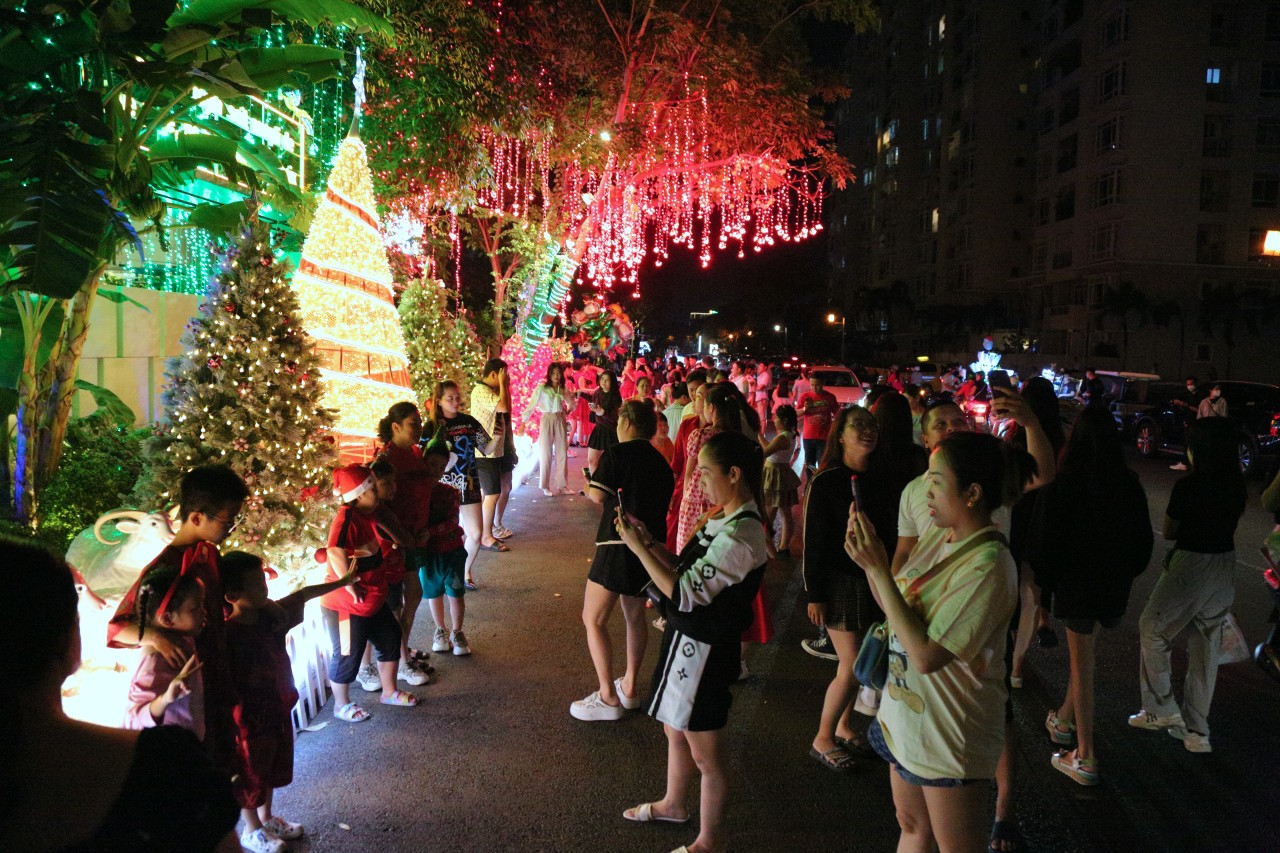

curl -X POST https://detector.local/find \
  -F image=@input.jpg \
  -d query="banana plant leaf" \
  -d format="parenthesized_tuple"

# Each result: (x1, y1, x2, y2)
(233, 45, 347, 90)
(168, 0, 393, 37)
(0, 296, 64, 391)
(146, 132, 261, 187)
(74, 379, 136, 427)
(186, 201, 253, 234)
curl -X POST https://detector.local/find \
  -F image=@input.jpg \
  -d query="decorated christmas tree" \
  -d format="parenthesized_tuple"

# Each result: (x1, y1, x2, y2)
(293, 127, 414, 460)
(398, 278, 487, 410)
(134, 215, 338, 585)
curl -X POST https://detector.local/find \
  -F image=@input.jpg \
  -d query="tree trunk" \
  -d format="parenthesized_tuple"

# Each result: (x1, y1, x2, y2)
(12, 294, 58, 526)
(35, 264, 105, 490)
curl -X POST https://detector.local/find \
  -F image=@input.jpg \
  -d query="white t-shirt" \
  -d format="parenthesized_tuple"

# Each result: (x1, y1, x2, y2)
(897, 472, 1010, 541)
(533, 384, 567, 414)
(878, 523, 1017, 780)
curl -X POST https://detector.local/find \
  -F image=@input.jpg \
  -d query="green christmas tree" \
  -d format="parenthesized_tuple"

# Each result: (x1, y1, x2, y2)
(134, 215, 339, 586)
(399, 278, 487, 409)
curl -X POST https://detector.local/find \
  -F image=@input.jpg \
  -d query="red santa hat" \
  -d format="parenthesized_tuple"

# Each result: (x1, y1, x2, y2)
(332, 464, 375, 504)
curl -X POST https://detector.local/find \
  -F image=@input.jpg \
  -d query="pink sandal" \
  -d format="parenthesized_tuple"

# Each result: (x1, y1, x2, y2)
(380, 690, 419, 707)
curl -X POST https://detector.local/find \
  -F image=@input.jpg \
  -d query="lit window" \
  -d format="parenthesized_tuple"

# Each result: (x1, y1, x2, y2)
(931, 208, 939, 233)
(862, 168, 875, 186)
(922, 118, 930, 140)
(1206, 67, 1221, 85)
(938, 15, 946, 40)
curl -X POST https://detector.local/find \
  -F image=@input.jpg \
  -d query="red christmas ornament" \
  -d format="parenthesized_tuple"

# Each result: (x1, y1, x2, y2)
(224, 302, 236, 313)
(284, 361, 297, 374)
(207, 356, 222, 369)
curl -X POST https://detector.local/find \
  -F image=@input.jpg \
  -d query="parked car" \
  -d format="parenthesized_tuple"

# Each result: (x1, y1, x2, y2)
(807, 365, 869, 408)
(1133, 381, 1280, 475)
(1094, 371, 1172, 435)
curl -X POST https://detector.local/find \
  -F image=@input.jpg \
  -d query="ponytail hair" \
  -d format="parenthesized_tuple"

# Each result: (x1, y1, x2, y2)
(773, 404, 798, 433)
(134, 563, 203, 642)
(377, 401, 420, 445)
(936, 431, 1037, 512)
(706, 383, 745, 434)
(701, 430, 766, 512)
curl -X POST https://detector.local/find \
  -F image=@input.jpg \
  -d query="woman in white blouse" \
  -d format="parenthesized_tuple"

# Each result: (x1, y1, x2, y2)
(533, 362, 573, 496)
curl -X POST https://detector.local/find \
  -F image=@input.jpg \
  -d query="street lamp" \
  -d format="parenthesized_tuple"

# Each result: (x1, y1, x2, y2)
(773, 323, 788, 351)
(827, 312, 847, 364)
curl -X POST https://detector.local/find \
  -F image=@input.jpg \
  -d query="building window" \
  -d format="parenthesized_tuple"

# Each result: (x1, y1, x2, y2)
(1203, 115, 1232, 156)
(1055, 185, 1077, 221)
(1253, 172, 1280, 207)
(1250, 227, 1276, 258)
(1059, 87, 1080, 124)
(1038, 106, 1055, 136)
(1056, 134, 1078, 173)
(1036, 197, 1051, 225)
(1036, 150, 1054, 180)
(862, 168, 875, 186)
(1199, 170, 1231, 212)
(1209, 8, 1240, 46)
(1100, 9, 1129, 46)
(1096, 116, 1123, 153)
(1206, 67, 1221, 85)
(922, 118, 930, 141)
(1090, 222, 1119, 259)
(931, 208, 939, 233)
(1262, 63, 1280, 97)
(1258, 117, 1280, 150)
(955, 261, 972, 289)
(1052, 236, 1074, 269)
(1196, 224, 1226, 265)
(1031, 243, 1048, 273)
(1095, 170, 1121, 207)
(1268, 3, 1280, 40)
(937, 15, 946, 40)
(885, 146, 901, 167)
(1098, 63, 1126, 102)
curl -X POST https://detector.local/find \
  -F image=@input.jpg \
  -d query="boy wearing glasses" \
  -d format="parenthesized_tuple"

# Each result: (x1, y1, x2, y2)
(107, 464, 250, 776)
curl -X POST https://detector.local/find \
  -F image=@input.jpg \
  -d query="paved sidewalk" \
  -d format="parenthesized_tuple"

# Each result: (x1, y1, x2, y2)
(276, 460, 1280, 853)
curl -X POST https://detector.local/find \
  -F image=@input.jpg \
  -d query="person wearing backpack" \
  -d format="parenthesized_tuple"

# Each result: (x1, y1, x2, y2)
(1030, 405, 1153, 785)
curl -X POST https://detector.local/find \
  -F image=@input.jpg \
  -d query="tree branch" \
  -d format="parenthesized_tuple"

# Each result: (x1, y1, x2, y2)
(597, 0, 629, 55)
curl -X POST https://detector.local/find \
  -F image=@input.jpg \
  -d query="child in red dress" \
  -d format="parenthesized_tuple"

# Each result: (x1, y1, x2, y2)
(221, 551, 357, 853)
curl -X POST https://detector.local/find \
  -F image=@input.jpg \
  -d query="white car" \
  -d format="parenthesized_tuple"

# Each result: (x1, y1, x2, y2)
(805, 366, 868, 408)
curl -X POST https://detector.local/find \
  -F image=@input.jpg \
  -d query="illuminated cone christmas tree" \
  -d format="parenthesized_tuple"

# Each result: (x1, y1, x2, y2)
(294, 129, 414, 459)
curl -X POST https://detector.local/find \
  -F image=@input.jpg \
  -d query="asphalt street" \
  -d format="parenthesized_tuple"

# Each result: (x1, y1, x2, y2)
(277, 448, 1280, 853)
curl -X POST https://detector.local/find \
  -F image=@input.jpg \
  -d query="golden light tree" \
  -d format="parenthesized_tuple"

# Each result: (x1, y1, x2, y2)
(294, 128, 414, 460)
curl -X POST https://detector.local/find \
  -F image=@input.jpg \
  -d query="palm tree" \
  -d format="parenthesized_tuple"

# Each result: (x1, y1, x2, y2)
(1098, 281, 1150, 369)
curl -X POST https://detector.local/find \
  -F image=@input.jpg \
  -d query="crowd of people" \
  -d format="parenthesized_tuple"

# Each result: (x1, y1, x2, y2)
(6, 349, 1268, 853)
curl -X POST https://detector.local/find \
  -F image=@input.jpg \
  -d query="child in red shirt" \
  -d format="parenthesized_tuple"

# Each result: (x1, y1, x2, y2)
(321, 464, 419, 721)
(221, 551, 357, 851)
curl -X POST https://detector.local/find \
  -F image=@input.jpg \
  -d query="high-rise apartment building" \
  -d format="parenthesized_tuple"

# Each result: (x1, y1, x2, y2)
(829, 0, 1280, 380)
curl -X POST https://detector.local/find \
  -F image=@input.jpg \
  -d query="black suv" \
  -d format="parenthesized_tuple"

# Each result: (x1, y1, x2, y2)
(1133, 381, 1280, 475)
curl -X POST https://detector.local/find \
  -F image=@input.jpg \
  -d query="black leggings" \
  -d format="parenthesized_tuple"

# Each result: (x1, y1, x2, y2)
(322, 605, 402, 684)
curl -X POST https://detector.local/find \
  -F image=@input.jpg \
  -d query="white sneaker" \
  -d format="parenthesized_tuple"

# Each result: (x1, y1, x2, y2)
(262, 816, 304, 840)
(241, 828, 285, 853)
(397, 662, 430, 686)
(1169, 462, 1188, 471)
(356, 664, 381, 692)
(854, 686, 881, 717)
(1169, 726, 1212, 753)
(1128, 709, 1185, 730)
(431, 627, 451, 652)
(451, 630, 471, 656)
(613, 677, 641, 710)
(569, 690, 624, 721)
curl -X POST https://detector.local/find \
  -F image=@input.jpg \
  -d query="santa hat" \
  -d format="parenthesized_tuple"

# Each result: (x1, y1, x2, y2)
(332, 464, 375, 504)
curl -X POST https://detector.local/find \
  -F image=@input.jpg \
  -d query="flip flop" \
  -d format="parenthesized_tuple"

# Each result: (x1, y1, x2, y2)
(479, 541, 509, 552)
(465, 579, 479, 591)
(380, 690, 419, 707)
(492, 526, 514, 540)
(810, 745, 856, 772)
(988, 820, 1027, 853)
(622, 802, 689, 825)
(333, 702, 370, 722)
(836, 734, 876, 758)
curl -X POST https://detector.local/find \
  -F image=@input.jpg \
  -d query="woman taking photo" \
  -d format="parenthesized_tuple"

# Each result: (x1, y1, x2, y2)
(0, 538, 241, 852)
(1030, 405, 1153, 785)
(587, 370, 623, 475)
(614, 431, 769, 853)
(803, 406, 899, 771)
(430, 381, 507, 586)
(844, 432, 1033, 853)
(532, 362, 572, 497)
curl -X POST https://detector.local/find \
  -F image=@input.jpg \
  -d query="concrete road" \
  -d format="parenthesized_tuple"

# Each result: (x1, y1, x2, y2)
(277, 451, 1280, 853)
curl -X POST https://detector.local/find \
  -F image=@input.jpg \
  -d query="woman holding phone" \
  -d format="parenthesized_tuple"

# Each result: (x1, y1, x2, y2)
(613, 431, 769, 853)
(802, 406, 900, 771)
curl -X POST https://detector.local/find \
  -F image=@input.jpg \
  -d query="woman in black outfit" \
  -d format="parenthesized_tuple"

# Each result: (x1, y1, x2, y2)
(586, 369, 623, 475)
(1, 538, 239, 852)
(1030, 405, 1153, 785)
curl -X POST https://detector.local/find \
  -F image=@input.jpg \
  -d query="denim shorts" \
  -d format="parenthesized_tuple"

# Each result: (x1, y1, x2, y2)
(867, 720, 980, 788)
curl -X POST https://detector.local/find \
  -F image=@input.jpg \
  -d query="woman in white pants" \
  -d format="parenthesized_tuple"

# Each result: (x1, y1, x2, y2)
(534, 362, 572, 496)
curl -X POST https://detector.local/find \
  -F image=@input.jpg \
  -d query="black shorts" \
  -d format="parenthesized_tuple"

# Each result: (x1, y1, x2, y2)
(588, 543, 649, 597)
(648, 626, 738, 732)
(322, 605, 402, 684)
(386, 581, 404, 611)
(476, 457, 513, 494)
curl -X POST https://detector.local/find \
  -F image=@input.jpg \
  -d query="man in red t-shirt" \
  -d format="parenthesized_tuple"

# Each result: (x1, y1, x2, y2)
(797, 373, 839, 471)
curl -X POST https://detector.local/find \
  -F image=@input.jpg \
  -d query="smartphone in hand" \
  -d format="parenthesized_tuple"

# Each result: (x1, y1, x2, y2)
(850, 473, 863, 511)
